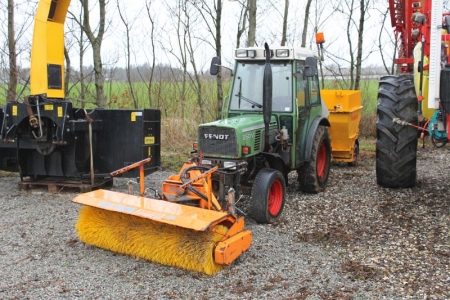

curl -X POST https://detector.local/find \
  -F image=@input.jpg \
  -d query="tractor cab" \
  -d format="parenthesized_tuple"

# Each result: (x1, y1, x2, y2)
(222, 46, 329, 168)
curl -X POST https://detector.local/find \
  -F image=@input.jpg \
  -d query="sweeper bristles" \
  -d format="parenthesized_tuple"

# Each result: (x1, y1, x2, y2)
(75, 206, 228, 275)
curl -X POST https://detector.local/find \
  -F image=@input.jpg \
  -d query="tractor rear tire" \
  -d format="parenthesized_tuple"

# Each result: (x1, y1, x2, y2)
(297, 125, 331, 193)
(249, 168, 286, 224)
(376, 75, 418, 188)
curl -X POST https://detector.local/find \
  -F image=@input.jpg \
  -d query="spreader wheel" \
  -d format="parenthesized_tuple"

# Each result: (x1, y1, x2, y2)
(347, 140, 360, 166)
(249, 168, 286, 224)
(297, 125, 331, 193)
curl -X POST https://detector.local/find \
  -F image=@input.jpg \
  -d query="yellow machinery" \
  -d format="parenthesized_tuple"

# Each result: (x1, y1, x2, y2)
(322, 90, 362, 165)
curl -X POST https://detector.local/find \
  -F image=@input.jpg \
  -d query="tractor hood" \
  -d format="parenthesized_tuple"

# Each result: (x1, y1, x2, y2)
(197, 114, 278, 159)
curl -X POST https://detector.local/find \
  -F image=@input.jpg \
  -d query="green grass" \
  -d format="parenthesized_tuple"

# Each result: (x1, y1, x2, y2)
(1, 78, 379, 172)
(359, 137, 376, 152)
(3, 78, 377, 114)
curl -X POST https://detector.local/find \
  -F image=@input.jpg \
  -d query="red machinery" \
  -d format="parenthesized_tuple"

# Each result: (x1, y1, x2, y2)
(377, 0, 450, 188)
(389, 0, 450, 73)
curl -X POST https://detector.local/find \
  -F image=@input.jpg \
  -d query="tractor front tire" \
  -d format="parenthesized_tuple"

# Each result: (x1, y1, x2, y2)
(376, 75, 418, 188)
(297, 125, 331, 193)
(249, 168, 286, 224)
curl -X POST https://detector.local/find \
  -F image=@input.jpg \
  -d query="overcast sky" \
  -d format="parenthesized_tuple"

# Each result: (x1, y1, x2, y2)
(3, 0, 393, 73)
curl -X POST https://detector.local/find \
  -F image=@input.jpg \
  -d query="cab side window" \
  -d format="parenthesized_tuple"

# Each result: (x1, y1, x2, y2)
(296, 62, 307, 108)
(309, 74, 320, 105)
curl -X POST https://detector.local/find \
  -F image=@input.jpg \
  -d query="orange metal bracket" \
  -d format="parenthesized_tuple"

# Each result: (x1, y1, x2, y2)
(110, 157, 151, 195)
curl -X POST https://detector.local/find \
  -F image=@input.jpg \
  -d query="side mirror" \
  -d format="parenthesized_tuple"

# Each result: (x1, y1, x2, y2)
(304, 57, 318, 77)
(210, 57, 221, 75)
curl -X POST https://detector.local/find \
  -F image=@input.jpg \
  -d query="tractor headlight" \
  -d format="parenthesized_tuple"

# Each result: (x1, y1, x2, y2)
(224, 161, 237, 170)
(276, 49, 289, 57)
(202, 159, 212, 165)
(235, 49, 256, 58)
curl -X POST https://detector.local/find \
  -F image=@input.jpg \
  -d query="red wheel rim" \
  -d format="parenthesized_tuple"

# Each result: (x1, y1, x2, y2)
(316, 142, 327, 180)
(268, 180, 283, 216)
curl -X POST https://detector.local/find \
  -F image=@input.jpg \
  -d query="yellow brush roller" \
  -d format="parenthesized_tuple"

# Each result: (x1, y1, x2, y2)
(76, 206, 228, 275)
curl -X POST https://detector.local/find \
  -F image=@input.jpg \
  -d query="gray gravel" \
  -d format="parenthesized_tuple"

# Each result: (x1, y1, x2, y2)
(1, 142, 449, 299)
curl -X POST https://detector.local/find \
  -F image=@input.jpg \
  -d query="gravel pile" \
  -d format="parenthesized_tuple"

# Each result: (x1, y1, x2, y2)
(0, 143, 449, 299)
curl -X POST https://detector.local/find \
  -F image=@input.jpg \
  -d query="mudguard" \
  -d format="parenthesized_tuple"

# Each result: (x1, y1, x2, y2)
(304, 116, 330, 162)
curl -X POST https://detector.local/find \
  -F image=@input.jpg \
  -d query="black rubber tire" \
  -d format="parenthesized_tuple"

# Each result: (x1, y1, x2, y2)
(297, 125, 331, 193)
(249, 168, 286, 224)
(376, 75, 418, 188)
(347, 140, 359, 166)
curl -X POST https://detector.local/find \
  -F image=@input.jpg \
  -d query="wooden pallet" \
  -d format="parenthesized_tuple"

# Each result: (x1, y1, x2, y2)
(18, 177, 114, 193)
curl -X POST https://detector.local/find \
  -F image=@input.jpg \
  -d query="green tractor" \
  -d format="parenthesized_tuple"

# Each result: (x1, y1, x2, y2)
(192, 44, 332, 223)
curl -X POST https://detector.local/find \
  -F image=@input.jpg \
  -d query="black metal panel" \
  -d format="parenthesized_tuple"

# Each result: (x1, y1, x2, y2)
(440, 66, 450, 114)
(93, 109, 161, 178)
(47, 64, 62, 89)
(0, 108, 18, 171)
(48, 0, 57, 20)
(198, 127, 237, 157)
(0, 97, 161, 179)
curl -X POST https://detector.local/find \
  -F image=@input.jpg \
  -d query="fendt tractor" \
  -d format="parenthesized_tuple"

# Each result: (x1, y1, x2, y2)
(191, 44, 333, 224)
(377, 0, 450, 188)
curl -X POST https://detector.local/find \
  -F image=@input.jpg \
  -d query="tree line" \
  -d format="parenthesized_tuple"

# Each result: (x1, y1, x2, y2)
(2, 0, 394, 123)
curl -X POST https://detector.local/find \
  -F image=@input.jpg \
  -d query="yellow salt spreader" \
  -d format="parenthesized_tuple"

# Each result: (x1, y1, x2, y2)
(72, 158, 252, 275)
(321, 90, 363, 166)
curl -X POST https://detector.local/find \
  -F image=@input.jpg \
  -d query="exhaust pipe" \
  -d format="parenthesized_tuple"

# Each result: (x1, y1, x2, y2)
(263, 43, 273, 152)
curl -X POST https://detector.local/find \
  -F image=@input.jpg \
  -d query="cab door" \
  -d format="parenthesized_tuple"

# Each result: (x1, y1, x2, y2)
(294, 60, 322, 165)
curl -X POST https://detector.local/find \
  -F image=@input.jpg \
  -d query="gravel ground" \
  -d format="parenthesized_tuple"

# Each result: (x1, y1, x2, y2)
(0, 143, 449, 299)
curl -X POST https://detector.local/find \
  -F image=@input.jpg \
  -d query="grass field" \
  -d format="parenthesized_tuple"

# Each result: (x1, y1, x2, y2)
(1, 78, 379, 169)
(1, 79, 378, 113)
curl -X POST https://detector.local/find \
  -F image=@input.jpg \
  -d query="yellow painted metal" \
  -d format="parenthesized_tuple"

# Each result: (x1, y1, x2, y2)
(413, 42, 434, 120)
(31, 0, 71, 98)
(73, 189, 232, 232)
(321, 90, 362, 163)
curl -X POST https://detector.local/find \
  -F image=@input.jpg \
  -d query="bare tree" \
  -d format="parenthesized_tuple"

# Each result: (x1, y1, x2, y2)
(7, 0, 17, 102)
(79, 0, 107, 107)
(247, 0, 256, 46)
(301, 0, 313, 47)
(377, 6, 396, 75)
(235, 1, 248, 48)
(141, 0, 158, 108)
(116, 0, 139, 109)
(67, 4, 91, 107)
(191, 0, 224, 120)
(162, 0, 191, 118)
(354, 0, 369, 90)
(326, 0, 373, 90)
(281, 0, 289, 46)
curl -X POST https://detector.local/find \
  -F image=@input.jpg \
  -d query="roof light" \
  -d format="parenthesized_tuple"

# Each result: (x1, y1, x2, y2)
(276, 49, 289, 57)
(315, 32, 325, 44)
(236, 50, 248, 57)
(235, 49, 257, 58)
(224, 161, 237, 170)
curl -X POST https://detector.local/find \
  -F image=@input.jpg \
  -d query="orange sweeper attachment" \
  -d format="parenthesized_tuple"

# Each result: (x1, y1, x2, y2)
(72, 159, 252, 275)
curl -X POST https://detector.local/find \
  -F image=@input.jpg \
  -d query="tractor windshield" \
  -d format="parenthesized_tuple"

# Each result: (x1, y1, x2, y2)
(229, 61, 293, 112)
